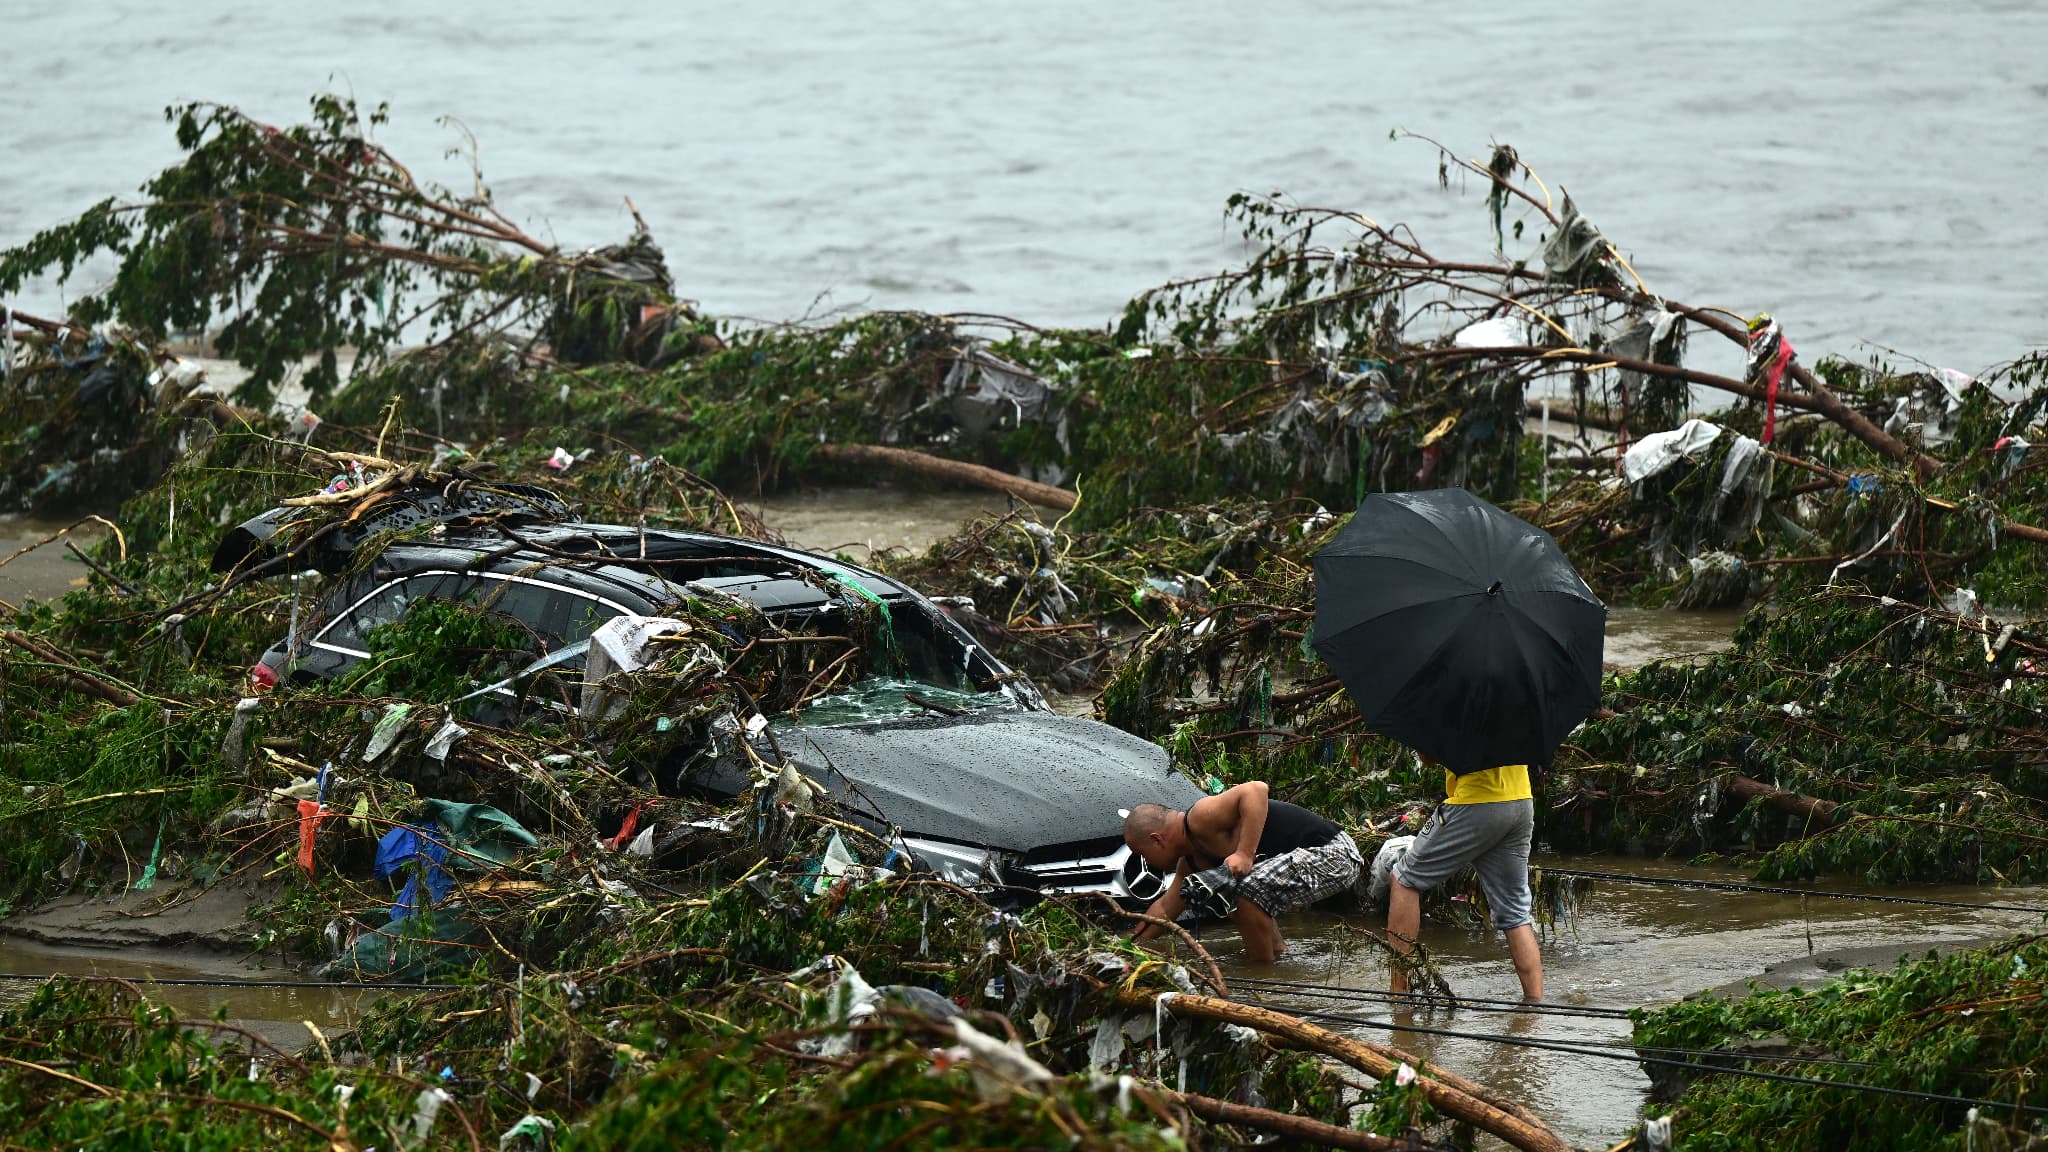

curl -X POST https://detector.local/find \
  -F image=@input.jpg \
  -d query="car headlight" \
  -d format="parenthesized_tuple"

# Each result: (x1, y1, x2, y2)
(900, 836, 996, 887)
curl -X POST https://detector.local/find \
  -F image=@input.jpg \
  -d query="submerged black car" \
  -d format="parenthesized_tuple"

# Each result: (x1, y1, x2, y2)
(221, 489, 1195, 903)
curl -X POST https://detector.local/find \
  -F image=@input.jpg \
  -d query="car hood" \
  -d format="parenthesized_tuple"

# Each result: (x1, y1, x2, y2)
(782, 711, 1203, 851)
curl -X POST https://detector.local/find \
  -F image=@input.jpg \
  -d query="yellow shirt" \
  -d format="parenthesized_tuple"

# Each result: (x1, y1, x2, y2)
(1443, 765, 1532, 805)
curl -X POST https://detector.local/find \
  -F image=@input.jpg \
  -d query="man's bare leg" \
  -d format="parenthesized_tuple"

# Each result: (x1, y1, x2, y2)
(1231, 899, 1284, 964)
(1505, 924, 1543, 1000)
(1387, 880, 1422, 994)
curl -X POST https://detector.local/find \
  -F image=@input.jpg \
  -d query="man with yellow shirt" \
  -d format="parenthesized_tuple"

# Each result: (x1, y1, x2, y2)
(1386, 761, 1542, 1000)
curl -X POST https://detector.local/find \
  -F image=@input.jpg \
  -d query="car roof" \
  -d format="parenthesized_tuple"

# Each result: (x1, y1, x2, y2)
(360, 522, 915, 615)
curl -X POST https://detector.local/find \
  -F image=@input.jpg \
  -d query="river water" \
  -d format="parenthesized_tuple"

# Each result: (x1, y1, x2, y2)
(5, 1, 2046, 377)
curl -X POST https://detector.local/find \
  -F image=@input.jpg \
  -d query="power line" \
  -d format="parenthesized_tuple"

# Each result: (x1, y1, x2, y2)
(1229, 977, 1634, 1020)
(0, 972, 457, 992)
(1281, 1004, 2045, 1116)
(1537, 867, 2048, 916)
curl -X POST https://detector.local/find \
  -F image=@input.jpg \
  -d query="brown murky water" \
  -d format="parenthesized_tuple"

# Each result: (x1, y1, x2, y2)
(748, 485, 1016, 558)
(0, 516, 107, 606)
(751, 488, 1746, 672)
(0, 938, 384, 1053)
(1212, 858, 2048, 1146)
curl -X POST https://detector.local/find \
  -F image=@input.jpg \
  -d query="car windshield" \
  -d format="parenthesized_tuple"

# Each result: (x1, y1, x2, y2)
(778, 677, 1018, 727)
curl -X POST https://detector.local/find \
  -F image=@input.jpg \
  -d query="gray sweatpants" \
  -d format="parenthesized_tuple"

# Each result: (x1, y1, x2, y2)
(1390, 799, 1534, 930)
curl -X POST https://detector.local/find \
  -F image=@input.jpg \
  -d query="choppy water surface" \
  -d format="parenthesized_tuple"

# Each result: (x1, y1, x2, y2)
(5, 1, 2045, 374)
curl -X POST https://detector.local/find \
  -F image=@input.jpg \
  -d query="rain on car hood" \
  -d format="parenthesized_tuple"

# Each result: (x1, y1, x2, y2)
(780, 710, 1203, 851)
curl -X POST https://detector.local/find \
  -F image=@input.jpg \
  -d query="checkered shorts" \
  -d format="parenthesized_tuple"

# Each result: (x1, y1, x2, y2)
(1239, 831, 1363, 917)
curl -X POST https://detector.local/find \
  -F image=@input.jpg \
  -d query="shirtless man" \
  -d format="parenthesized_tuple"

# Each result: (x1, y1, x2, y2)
(1122, 781, 1362, 963)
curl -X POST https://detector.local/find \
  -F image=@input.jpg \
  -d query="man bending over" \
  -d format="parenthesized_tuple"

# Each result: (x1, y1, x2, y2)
(1387, 761, 1542, 1000)
(1123, 782, 1362, 963)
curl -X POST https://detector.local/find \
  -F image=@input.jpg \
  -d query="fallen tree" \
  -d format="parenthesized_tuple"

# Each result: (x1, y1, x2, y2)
(814, 442, 1077, 511)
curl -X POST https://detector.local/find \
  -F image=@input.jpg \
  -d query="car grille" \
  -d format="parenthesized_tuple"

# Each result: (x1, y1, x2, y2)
(1014, 837, 1163, 901)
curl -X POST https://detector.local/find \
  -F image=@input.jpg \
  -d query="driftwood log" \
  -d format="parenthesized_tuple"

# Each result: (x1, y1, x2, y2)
(813, 443, 1078, 512)
(1727, 773, 1840, 827)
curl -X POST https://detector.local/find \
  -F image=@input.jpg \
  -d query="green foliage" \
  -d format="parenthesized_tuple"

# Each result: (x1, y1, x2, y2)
(1631, 936, 2048, 1150)
(565, 1032, 1188, 1152)
(0, 979, 455, 1150)
(1561, 589, 2048, 882)
(338, 598, 538, 702)
(0, 95, 694, 407)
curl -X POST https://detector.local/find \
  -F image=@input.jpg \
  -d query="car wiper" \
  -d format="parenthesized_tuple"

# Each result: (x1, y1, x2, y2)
(903, 692, 968, 717)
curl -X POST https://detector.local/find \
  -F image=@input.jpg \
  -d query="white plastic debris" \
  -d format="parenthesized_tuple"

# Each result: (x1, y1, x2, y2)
(1088, 1015, 1129, 1071)
(497, 1114, 556, 1151)
(944, 1015, 1054, 1103)
(579, 615, 697, 718)
(771, 761, 818, 811)
(1621, 419, 1724, 484)
(410, 1087, 453, 1144)
(221, 696, 261, 772)
(1451, 315, 1531, 349)
(806, 957, 883, 1058)
(424, 718, 469, 761)
(811, 830, 856, 895)
(363, 702, 414, 762)
(543, 446, 575, 472)
(625, 824, 655, 858)
(1366, 834, 1417, 905)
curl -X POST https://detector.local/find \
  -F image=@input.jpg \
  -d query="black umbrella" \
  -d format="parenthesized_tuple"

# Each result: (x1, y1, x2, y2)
(1311, 488, 1605, 774)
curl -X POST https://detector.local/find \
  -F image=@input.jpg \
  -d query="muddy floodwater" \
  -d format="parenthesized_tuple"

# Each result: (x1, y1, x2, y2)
(0, 938, 378, 1055)
(1219, 859, 2048, 1147)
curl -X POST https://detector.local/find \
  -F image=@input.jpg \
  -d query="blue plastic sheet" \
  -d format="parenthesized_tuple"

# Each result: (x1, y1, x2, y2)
(375, 821, 452, 921)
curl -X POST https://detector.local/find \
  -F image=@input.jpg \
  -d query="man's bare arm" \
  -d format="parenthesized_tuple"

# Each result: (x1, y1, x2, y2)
(1132, 864, 1189, 940)
(1222, 781, 1269, 877)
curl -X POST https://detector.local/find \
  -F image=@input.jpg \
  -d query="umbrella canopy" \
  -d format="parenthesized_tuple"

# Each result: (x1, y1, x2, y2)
(1311, 488, 1605, 774)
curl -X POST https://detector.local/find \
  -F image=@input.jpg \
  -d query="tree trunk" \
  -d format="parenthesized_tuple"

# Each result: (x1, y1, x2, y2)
(1166, 1088, 1414, 1150)
(1726, 773, 1839, 827)
(1121, 991, 1569, 1152)
(811, 443, 1077, 512)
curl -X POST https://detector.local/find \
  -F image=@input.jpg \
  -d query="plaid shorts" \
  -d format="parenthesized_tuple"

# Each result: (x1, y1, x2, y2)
(1240, 831, 1363, 917)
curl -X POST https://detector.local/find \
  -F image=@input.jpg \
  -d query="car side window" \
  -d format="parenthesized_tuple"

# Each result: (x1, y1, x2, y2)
(314, 572, 624, 667)
(315, 573, 470, 651)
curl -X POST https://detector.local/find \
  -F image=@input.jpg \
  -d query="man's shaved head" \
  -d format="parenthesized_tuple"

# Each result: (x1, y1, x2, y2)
(1123, 803, 1175, 840)
(1123, 803, 1181, 870)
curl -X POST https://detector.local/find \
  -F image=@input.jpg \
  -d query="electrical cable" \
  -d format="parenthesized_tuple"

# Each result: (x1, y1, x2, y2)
(1229, 976, 1634, 1019)
(0, 972, 457, 991)
(1277, 1004, 2046, 1115)
(1536, 867, 2048, 916)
